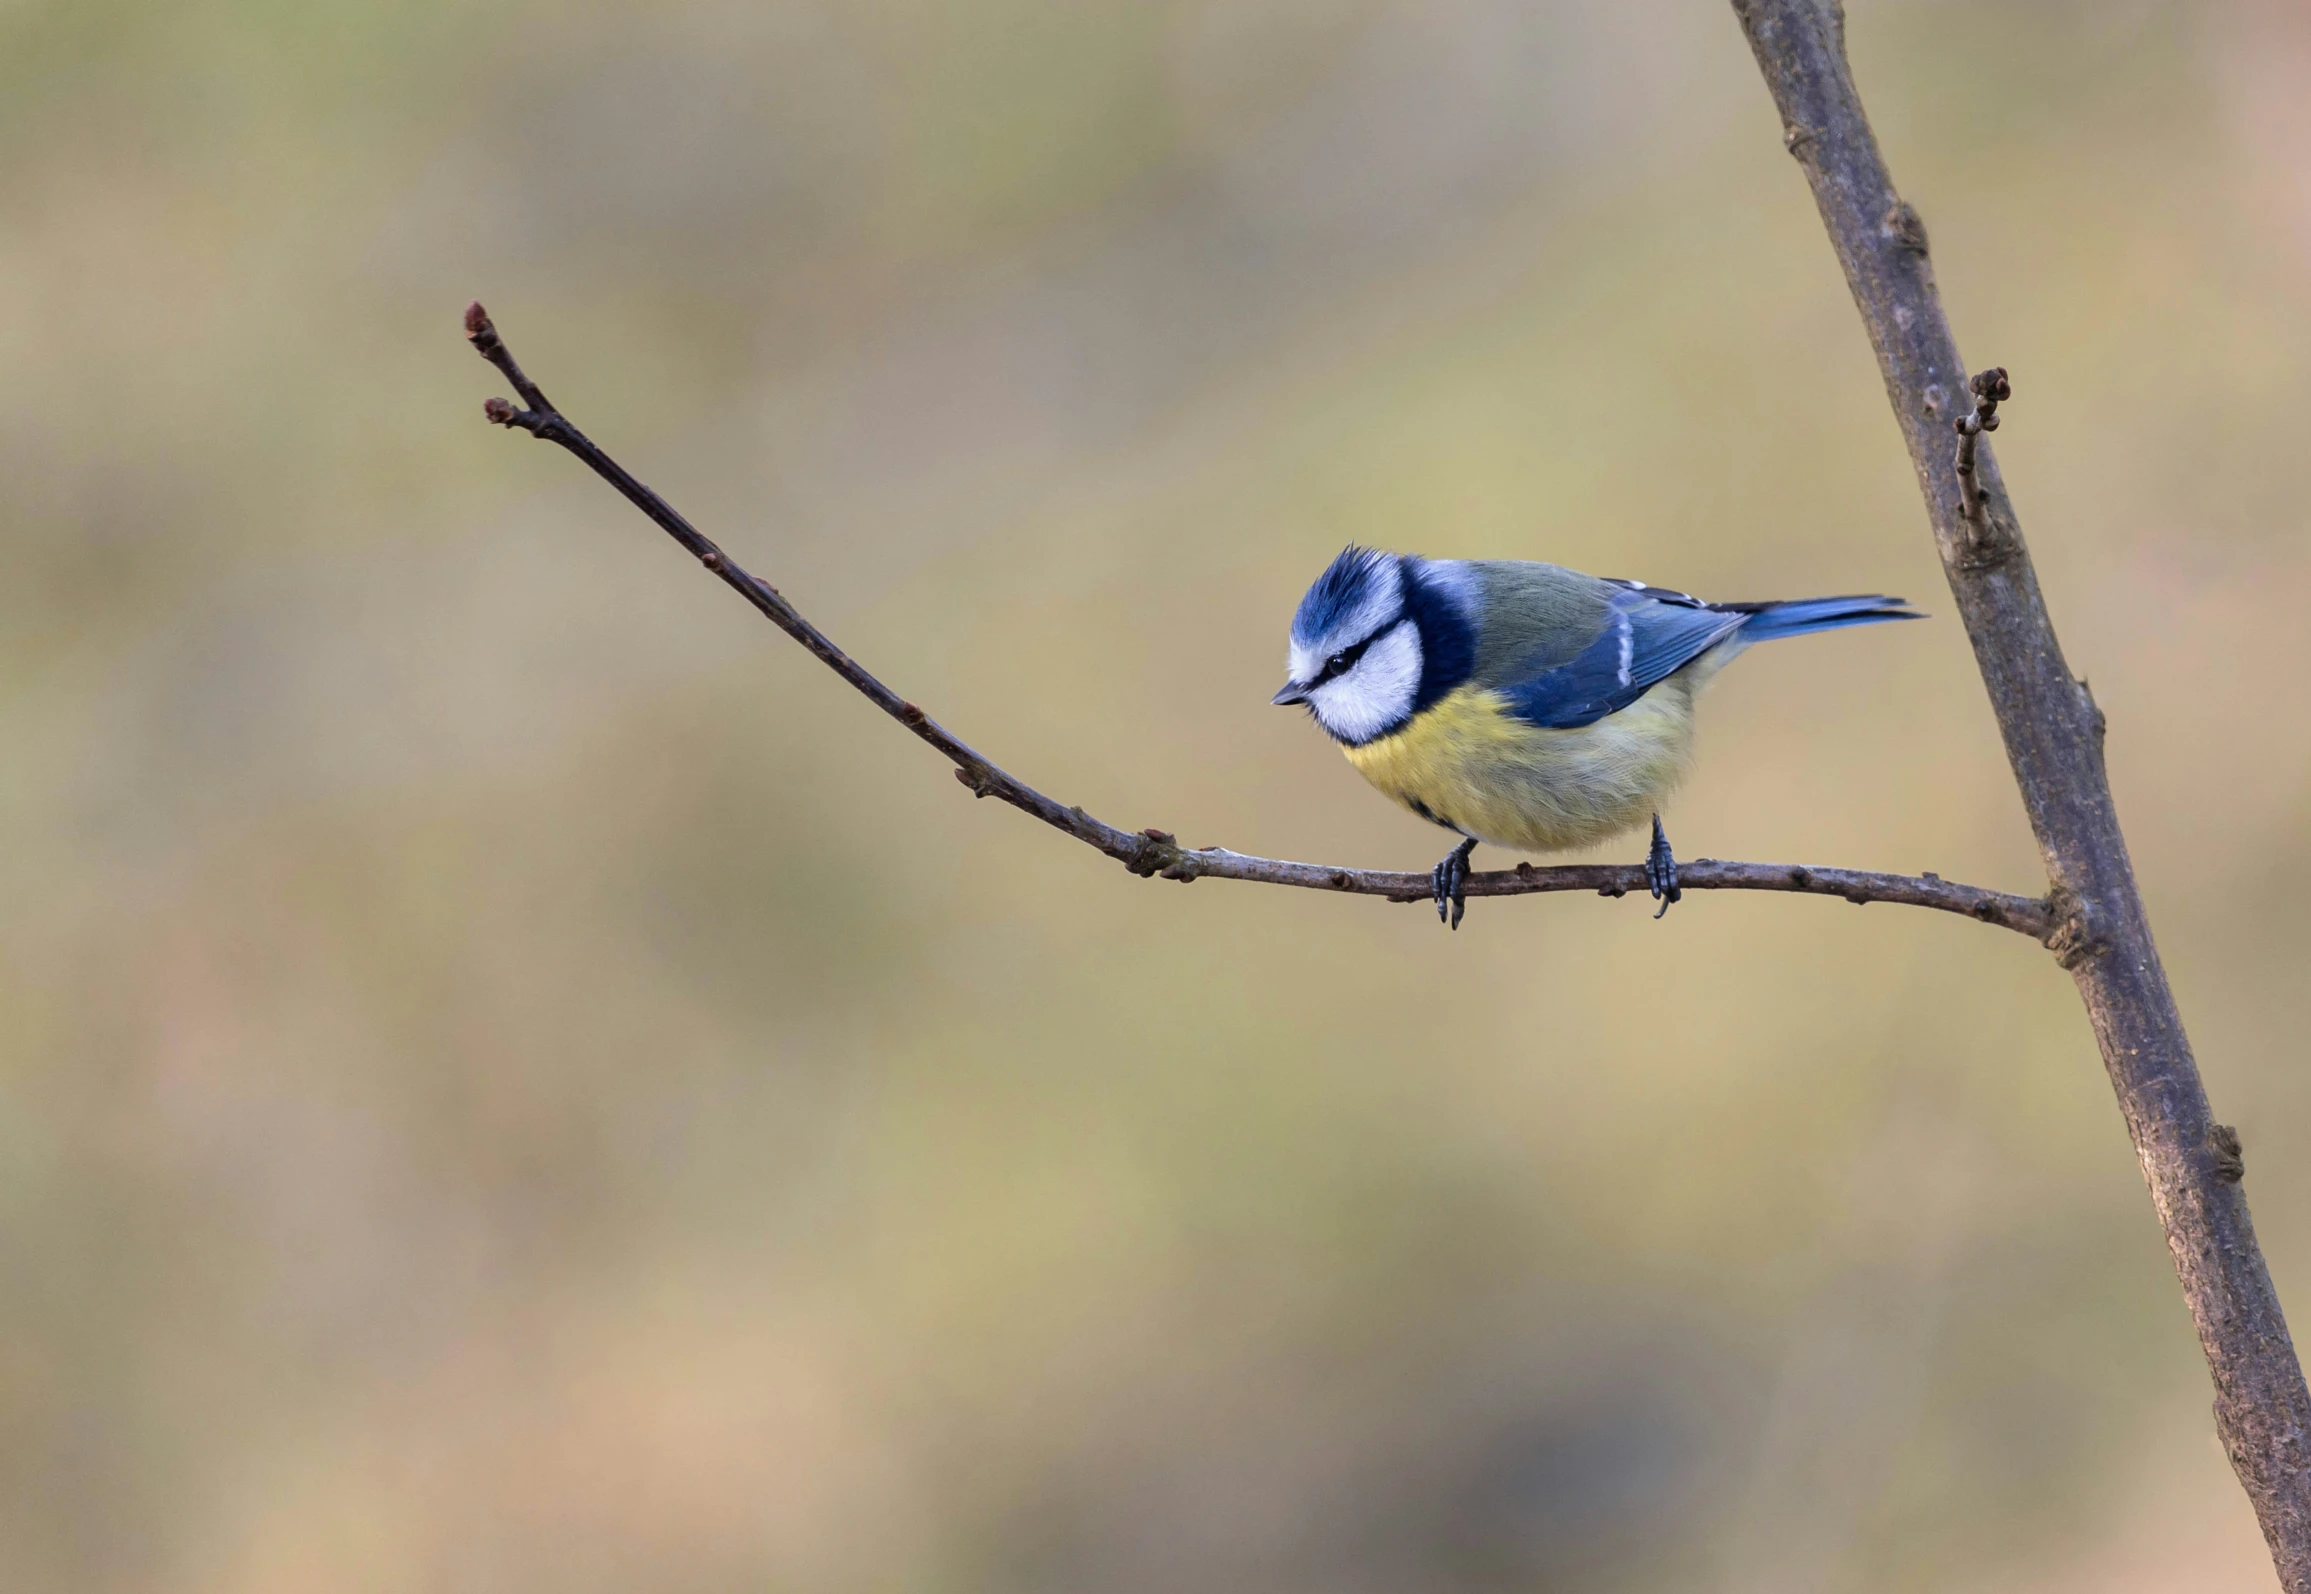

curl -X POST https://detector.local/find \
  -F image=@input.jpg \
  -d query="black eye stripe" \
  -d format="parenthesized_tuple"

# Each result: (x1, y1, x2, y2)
(1313, 632, 1379, 686)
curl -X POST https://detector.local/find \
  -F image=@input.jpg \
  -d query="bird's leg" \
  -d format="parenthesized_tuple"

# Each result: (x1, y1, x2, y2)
(1646, 813, 1681, 919)
(1432, 837, 1479, 931)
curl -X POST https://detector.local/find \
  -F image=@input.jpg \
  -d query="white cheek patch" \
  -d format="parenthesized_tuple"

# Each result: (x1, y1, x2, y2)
(1310, 620, 1423, 744)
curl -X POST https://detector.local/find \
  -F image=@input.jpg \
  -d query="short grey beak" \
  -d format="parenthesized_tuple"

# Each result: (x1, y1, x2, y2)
(1271, 681, 1309, 706)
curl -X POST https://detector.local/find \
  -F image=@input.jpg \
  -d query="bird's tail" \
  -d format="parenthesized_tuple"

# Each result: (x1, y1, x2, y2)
(1728, 594, 1924, 642)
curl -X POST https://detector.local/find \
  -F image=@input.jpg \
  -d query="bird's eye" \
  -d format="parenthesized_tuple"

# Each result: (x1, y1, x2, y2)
(1311, 634, 1375, 687)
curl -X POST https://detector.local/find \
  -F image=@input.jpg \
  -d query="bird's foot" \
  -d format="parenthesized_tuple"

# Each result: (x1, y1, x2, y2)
(1646, 814, 1681, 919)
(1433, 838, 1479, 931)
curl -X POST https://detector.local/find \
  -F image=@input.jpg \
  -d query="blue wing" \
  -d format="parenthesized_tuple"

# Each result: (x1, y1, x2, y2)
(1499, 583, 1748, 730)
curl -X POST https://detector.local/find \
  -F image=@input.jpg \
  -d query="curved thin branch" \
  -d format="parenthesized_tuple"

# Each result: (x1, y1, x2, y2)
(463, 301, 2051, 942)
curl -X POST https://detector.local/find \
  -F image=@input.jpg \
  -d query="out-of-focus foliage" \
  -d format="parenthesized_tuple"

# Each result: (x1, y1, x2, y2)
(3, 1, 2308, 1589)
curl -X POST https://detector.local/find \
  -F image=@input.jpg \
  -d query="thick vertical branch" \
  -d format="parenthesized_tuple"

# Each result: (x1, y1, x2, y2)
(1730, 2, 2311, 1582)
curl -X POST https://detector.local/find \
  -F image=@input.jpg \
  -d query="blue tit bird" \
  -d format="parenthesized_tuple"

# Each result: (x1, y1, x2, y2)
(1271, 548, 1921, 928)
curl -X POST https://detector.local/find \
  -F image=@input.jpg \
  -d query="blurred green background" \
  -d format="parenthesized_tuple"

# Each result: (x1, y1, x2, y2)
(5, 1, 2310, 1589)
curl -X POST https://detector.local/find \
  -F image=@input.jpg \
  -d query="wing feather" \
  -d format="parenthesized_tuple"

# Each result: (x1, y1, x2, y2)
(1498, 585, 1746, 730)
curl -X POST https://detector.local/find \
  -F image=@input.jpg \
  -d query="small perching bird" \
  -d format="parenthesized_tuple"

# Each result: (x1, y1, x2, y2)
(1273, 549, 1921, 928)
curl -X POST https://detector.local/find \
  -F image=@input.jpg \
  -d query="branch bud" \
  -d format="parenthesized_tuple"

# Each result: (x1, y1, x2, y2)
(464, 301, 499, 352)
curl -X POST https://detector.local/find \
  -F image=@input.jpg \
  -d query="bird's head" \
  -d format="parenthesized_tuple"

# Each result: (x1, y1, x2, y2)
(1274, 547, 1423, 745)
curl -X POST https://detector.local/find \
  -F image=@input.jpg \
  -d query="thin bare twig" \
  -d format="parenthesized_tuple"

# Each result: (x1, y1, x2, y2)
(1732, 2, 2311, 1583)
(463, 301, 2051, 940)
(1954, 364, 2009, 524)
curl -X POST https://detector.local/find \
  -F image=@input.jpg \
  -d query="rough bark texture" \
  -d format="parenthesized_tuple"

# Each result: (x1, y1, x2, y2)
(1730, 1, 2311, 1581)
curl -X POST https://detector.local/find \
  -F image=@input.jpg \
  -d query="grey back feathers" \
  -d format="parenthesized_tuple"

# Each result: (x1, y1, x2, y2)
(1280, 549, 1919, 744)
(1462, 561, 1617, 686)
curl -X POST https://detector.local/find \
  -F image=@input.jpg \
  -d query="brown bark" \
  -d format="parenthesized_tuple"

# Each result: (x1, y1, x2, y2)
(1730, 2, 2311, 1582)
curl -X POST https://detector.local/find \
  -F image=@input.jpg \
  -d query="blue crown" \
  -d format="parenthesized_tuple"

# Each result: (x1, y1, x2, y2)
(1291, 546, 1395, 645)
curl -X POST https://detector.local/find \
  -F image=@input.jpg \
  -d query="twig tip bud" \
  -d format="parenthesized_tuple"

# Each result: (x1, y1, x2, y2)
(483, 396, 515, 424)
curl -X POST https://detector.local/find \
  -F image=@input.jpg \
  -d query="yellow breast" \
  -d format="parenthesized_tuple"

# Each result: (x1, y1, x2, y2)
(1342, 681, 1699, 854)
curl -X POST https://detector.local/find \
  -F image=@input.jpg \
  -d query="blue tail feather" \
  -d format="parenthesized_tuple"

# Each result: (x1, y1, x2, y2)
(1732, 595, 1923, 643)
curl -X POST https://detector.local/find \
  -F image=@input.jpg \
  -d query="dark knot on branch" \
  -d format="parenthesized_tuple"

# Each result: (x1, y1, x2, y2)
(2044, 885, 2112, 970)
(1125, 828, 1194, 880)
(2211, 1124, 2246, 1184)
(1882, 198, 1929, 255)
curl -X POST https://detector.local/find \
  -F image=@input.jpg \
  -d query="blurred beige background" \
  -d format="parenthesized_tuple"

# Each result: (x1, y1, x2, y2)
(5, 1, 2310, 1589)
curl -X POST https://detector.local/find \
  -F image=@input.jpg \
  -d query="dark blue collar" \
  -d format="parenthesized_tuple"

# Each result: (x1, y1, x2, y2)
(1402, 560, 1476, 716)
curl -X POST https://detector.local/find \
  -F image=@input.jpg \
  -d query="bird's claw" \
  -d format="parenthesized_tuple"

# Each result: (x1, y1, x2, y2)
(1646, 813, 1680, 919)
(1433, 838, 1478, 931)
